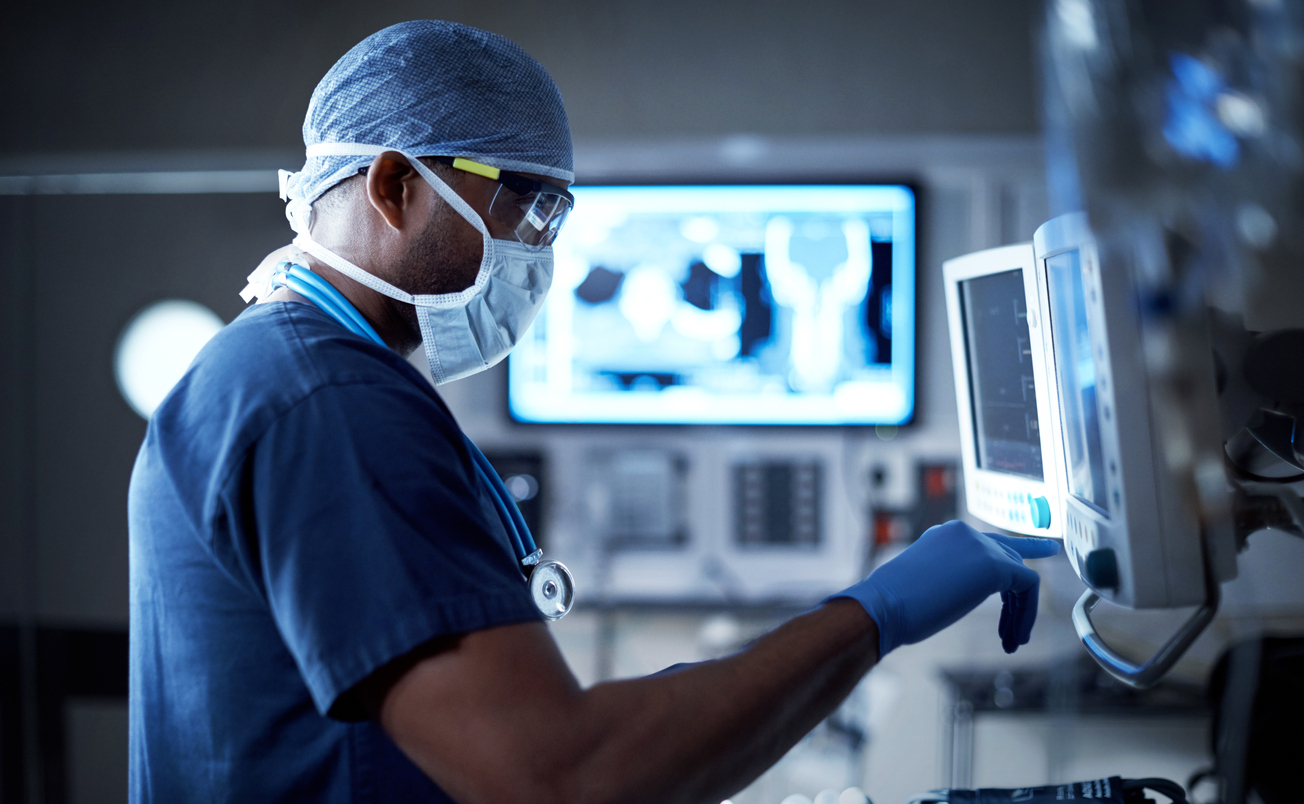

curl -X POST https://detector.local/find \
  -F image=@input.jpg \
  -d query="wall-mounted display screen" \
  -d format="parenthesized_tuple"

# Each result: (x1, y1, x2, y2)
(1045, 248, 1110, 514)
(508, 184, 916, 425)
(959, 269, 1043, 480)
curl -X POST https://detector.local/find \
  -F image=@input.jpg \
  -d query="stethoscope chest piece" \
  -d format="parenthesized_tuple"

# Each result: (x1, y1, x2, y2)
(529, 560, 575, 621)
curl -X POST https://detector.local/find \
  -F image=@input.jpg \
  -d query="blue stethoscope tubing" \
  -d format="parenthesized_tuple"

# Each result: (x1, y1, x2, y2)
(467, 448, 540, 562)
(270, 261, 542, 572)
(277, 264, 384, 344)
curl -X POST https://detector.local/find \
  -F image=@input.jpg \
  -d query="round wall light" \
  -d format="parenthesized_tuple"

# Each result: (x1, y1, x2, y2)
(115, 300, 225, 419)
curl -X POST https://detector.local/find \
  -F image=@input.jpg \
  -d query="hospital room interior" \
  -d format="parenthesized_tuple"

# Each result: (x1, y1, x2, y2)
(3, 1, 1304, 803)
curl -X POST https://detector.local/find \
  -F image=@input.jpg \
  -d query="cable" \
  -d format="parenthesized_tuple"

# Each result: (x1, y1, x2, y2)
(285, 266, 366, 330)
(1227, 463, 1304, 485)
(274, 258, 545, 569)
(273, 269, 366, 337)
(1225, 442, 1304, 484)
(467, 439, 540, 557)
(268, 261, 388, 346)
(1238, 481, 1304, 538)
(281, 276, 368, 339)
(1185, 768, 1217, 804)
(285, 264, 385, 344)
(469, 455, 529, 561)
(468, 444, 536, 554)
(462, 436, 541, 565)
(1121, 777, 1189, 804)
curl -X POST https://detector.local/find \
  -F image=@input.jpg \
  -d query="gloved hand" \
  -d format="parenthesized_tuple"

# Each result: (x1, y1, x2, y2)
(829, 520, 1060, 657)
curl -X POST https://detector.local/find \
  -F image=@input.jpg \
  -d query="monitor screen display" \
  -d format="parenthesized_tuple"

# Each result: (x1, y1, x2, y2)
(1045, 249, 1110, 513)
(507, 184, 916, 425)
(959, 269, 1043, 480)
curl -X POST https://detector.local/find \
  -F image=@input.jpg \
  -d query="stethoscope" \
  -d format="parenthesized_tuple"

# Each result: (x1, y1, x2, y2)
(270, 261, 575, 620)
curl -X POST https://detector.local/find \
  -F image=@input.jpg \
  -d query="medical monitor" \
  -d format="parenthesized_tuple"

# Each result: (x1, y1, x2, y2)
(1034, 213, 1211, 609)
(943, 244, 1062, 538)
(507, 183, 916, 425)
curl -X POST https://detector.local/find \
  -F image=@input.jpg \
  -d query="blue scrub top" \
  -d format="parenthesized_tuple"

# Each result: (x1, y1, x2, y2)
(127, 301, 541, 803)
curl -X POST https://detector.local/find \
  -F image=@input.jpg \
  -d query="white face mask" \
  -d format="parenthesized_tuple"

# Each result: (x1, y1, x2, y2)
(246, 144, 554, 385)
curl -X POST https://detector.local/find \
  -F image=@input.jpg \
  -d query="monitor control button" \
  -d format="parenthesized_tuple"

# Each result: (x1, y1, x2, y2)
(1084, 548, 1119, 590)
(1028, 496, 1052, 529)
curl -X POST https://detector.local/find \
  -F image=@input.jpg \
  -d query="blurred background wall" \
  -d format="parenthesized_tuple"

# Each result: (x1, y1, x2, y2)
(0, 3, 1116, 804)
(2, 0, 1040, 154)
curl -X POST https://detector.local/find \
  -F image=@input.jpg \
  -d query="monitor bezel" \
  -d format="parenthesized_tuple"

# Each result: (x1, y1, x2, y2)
(942, 243, 1063, 538)
(503, 177, 921, 429)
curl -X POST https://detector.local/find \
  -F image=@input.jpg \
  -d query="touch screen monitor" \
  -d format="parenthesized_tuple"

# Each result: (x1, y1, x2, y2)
(1034, 216, 1242, 690)
(943, 244, 1062, 538)
(507, 184, 916, 425)
(1045, 248, 1110, 513)
(1034, 212, 1216, 611)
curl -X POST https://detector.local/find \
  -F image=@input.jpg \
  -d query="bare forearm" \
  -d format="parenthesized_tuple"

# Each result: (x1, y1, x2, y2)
(385, 522, 1055, 804)
(381, 602, 878, 804)
(563, 599, 878, 804)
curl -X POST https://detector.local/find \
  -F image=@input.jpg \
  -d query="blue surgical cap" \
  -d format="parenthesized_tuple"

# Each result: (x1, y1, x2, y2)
(284, 20, 573, 208)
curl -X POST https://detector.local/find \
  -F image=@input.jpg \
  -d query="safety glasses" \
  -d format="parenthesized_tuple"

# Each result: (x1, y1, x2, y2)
(432, 156, 573, 248)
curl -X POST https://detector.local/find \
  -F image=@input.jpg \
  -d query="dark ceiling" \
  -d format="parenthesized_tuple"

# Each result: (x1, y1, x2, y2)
(2, 0, 1042, 158)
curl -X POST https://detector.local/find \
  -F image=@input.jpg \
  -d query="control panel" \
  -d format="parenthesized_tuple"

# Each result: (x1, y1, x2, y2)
(969, 480, 1054, 532)
(943, 243, 1063, 538)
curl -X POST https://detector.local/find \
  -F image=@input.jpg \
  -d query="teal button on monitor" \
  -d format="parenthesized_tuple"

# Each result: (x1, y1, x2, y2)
(1084, 548, 1119, 590)
(1028, 495, 1052, 529)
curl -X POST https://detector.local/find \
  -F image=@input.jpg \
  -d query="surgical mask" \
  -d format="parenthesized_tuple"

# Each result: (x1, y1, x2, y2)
(245, 144, 554, 385)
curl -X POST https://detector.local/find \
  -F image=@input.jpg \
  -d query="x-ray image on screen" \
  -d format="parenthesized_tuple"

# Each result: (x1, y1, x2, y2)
(508, 184, 916, 425)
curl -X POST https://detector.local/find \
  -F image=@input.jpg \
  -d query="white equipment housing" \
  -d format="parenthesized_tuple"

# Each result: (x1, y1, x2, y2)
(1034, 213, 1223, 609)
(943, 243, 1063, 539)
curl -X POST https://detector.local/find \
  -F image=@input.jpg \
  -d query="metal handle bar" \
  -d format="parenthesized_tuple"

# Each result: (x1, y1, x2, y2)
(1073, 485, 1304, 688)
(1071, 541, 1221, 689)
(1072, 586, 1219, 688)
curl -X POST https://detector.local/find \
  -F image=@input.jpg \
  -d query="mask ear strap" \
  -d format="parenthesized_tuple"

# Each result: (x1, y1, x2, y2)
(405, 157, 491, 240)
(302, 143, 494, 294)
(290, 232, 416, 305)
(302, 144, 491, 239)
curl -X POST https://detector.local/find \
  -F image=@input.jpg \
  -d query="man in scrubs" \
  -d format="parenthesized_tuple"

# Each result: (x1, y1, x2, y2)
(128, 20, 1059, 804)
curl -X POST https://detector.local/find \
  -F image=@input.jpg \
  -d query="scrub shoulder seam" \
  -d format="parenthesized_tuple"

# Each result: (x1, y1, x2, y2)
(204, 377, 441, 549)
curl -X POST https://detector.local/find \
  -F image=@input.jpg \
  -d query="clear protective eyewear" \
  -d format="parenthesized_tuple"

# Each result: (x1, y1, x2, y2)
(432, 156, 573, 248)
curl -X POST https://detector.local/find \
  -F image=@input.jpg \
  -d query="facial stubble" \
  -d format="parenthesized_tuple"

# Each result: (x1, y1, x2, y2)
(388, 196, 484, 340)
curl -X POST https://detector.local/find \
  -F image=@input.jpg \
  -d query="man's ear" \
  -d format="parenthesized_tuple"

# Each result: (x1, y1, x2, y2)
(365, 151, 421, 232)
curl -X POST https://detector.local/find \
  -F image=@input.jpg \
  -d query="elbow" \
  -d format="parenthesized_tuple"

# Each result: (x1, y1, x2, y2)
(531, 761, 603, 804)
(528, 761, 638, 804)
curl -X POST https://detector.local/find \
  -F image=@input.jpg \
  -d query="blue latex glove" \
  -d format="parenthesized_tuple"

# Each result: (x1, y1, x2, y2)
(829, 520, 1060, 657)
